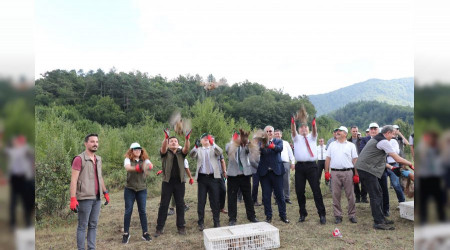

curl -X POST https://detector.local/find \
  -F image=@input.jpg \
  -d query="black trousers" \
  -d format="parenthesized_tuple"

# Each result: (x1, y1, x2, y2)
(252, 173, 260, 203)
(352, 168, 367, 201)
(10, 175, 34, 228)
(359, 170, 385, 224)
(219, 174, 226, 210)
(227, 175, 256, 222)
(156, 179, 186, 230)
(197, 174, 221, 225)
(419, 177, 446, 224)
(379, 170, 389, 213)
(295, 162, 326, 217)
(317, 160, 325, 185)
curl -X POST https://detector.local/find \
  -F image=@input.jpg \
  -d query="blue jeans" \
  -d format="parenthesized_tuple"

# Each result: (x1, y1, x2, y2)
(124, 188, 148, 234)
(386, 166, 405, 202)
(77, 199, 101, 250)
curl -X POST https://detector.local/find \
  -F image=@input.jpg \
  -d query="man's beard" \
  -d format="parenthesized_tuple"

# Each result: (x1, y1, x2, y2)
(89, 147, 98, 152)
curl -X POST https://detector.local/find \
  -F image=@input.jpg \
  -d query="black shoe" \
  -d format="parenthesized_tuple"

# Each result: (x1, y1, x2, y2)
(142, 232, 152, 241)
(335, 217, 342, 224)
(383, 211, 390, 217)
(229, 220, 236, 226)
(285, 199, 292, 204)
(355, 199, 361, 203)
(177, 227, 186, 235)
(384, 219, 394, 225)
(265, 216, 272, 223)
(249, 218, 259, 223)
(280, 217, 290, 223)
(298, 215, 306, 222)
(373, 223, 395, 230)
(154, 229, 163, 238)
(214, 222, 221, 228)
(122, 233, 130, 244)
(320, 216, 326, 225)
(349, 217, 357, 223)
(361, 199, 369, 203)
(198, 224, 205, 231)
(168, 208, 175, 216)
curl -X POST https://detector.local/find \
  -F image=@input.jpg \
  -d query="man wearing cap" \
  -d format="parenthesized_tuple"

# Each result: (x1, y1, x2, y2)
(291, 117, 326, 224)
(258, 125, 289, 223)
(365, 129, 369, 137)
(326, 128, 338, 150)
(190, 133, 225, 230)
(155, 130, 192, 237)
(324, 126, 359, 224)
(274, 129, 296, 204)
(69, 133, 110, 250)
(347, 126, 367, 203)
(355, 125, 413, 230)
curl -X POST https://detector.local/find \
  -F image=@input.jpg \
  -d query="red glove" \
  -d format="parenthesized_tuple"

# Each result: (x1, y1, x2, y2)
(312, 117, 316, 127)
(148, 163, 153, 171)
(410, 164, 414, 170)
(207, 135, 214, 145)
(232, 132, 239, 141)
(103, 191, 110, 205)
(70, 197, 79, 213)
(268, 142, 275, 149)
(135, 164, 143, 173)
(156, 170, 162, 176)
(325, 172, 331, 181)
(164, 128, 170, 139)
(189, 178, 194, 185)
(291, 116, 295, 124)
(353, 175, 359, 184)
(185, 129, 191, 140)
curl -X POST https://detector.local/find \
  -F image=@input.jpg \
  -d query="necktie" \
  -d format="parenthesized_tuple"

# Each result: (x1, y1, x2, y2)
(205, 148, 211, 174)
(238, 147, 244, 172)
(304, 136, 314, 157)
(321, 146, 323, 160)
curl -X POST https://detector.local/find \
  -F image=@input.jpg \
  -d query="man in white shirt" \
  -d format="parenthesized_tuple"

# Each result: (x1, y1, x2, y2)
(324, 126, 358, 224)
(274, 129, 295, 204)
(316, 138, 327, 185)
(291, 116, 326, 224)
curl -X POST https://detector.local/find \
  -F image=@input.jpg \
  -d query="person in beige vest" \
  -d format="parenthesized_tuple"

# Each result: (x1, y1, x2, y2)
(190, 133, 225, 231)
(122, 142, 153, 244)
(69, 134, 109, 250)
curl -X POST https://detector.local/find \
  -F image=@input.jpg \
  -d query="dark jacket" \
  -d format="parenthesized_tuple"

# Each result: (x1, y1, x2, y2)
(257, 138, 284, 177)
(348, 137, 362, 154)
(359, 136, 371, 153)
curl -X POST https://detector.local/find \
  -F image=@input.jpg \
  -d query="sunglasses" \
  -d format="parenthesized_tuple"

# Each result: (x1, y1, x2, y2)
(266, 130, 273, 133)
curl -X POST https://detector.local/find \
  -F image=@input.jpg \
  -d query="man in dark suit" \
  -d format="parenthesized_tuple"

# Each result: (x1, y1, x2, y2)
(347, 126, 367, 203)
(257, 125, 290, 223)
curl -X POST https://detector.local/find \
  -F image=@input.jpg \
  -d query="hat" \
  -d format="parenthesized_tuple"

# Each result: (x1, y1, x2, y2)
(393, 125, 400, 129)
(333, 128, 339, 132)
(130, 142, 142, 149)
(337, 126, 348, 133)
(366, 128, 369, 132)
(369, 122, 379, 128)
(357, 132, 361, 135)
(200, 133, 209, 139)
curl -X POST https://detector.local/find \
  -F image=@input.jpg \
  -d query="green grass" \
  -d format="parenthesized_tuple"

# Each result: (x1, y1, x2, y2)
(36, 175, 414, 249)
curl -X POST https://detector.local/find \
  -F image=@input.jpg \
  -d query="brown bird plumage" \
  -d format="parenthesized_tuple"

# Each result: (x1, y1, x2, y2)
(294, 104, 309, 125)
(169, 111, 192, 136)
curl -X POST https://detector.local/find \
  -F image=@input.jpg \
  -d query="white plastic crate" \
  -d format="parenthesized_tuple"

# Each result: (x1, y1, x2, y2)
(203, 222, 280, 250)
(399, 201, 414, 221)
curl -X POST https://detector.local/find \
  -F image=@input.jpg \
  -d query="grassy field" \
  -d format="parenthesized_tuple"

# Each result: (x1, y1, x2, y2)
(36, 177, 414, 250)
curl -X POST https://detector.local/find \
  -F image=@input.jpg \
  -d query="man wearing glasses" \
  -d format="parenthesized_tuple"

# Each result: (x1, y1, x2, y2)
(257, 126, 289, 223)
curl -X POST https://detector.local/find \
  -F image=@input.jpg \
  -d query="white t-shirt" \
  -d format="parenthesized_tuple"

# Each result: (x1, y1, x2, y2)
(386, 139, 400, 163)
(124, 158, 151, 167)
(409, 135, 414, 146)
(376, 140, 395, 154)
(292, 133, 317, 162)
(317, 144, 327, 161)
(326, 140, 358, 169)
(280, 140, 295, 164)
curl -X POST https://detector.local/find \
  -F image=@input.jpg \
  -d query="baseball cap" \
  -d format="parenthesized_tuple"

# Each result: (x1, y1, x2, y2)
(365, 128, 369, 132)
(130, 142, 142, 149)
(200, 133, 209, 139)
(369, 122, 379, 128)
(333, 128, 339, 132)
(337, 126, 348, 133)
(393, 125, 400, 129)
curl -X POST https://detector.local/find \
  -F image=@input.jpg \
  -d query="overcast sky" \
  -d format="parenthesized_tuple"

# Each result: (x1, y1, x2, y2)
(34, 0, 414, 96)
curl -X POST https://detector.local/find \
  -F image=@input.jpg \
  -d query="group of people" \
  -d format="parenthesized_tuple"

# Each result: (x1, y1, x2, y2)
(69, 117, 415, 249)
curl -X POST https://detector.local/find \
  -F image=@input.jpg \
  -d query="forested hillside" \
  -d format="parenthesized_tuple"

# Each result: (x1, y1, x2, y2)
(309, 78, 413, 115)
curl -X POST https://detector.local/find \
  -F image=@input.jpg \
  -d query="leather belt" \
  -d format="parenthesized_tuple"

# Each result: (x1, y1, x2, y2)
(331, 168, 352, 171)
